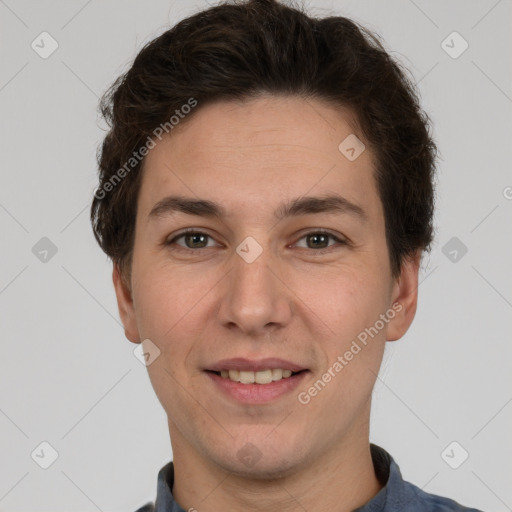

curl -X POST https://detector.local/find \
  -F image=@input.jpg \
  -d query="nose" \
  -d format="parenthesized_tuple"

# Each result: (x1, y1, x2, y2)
(217, 239, 293, 337)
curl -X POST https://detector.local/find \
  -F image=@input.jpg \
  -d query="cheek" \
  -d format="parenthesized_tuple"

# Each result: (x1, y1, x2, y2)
(131, 262, 193, 347)
(305, 263, 389, 336)
(299, 269, 387, 408)
(131, 260, 221, 374)
(301, 264, 390, 391)
(134, 261, 193, 322)
(133, 265, 209, 415)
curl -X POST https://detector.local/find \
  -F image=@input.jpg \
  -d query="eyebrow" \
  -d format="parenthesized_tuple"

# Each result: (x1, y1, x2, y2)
(148, 194, 367, 223)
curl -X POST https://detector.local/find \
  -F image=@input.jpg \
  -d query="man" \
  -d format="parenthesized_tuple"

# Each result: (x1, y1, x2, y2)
(90, 0, 484, 510)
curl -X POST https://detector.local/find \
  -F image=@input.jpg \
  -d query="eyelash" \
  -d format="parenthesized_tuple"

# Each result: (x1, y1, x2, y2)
(164, 228, 348, 255)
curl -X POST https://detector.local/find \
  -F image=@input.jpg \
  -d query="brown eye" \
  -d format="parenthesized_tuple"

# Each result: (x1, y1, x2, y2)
(294, 231, 346, 251)
(181, 232, 209, 249)
(166, 230, 217, 251)
(164, 229, 347, 254)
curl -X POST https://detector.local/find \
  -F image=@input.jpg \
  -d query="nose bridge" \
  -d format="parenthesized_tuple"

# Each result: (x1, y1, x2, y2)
(218, 234, 291, 335)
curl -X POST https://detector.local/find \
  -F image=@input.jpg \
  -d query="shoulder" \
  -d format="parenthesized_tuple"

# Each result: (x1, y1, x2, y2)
(133, 502, 154, 512)
(368, 444, 484, 512)
(401, 479, 484, 512)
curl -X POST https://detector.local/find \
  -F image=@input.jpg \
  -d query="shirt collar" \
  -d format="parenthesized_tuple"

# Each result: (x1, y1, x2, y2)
(151, 443, 412, 512)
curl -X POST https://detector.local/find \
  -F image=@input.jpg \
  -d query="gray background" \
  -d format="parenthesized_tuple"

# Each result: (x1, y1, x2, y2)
(0, 0, 511, 510)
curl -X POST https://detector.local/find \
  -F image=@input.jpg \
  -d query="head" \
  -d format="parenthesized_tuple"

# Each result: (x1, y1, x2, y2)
(91, 0, 437, 477)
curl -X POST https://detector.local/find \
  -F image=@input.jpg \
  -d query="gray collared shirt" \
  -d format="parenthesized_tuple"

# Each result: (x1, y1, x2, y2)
(134, 444, 484, 512)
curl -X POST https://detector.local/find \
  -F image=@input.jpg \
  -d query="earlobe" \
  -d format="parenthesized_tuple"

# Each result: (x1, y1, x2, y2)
(386, 251, 422, 342)
(112, 263, 141, 344)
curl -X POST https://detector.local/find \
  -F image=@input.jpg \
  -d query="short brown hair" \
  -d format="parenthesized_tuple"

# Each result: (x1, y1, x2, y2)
(90, 0, 438, 284)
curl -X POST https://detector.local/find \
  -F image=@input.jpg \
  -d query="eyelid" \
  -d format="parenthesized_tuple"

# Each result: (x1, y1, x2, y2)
(165, 228, 221, 249)
(290, 230, 349, 255)
(165, 228, 349, 252)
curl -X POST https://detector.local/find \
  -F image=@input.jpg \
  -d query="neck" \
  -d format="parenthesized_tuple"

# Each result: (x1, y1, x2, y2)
(170, 417, 382, 512)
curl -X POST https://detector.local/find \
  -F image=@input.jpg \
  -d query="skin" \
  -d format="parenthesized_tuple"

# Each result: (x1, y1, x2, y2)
(113, 94, 421, 512)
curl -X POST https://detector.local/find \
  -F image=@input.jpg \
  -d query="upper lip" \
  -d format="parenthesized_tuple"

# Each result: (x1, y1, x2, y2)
(206, 358, 308, 373)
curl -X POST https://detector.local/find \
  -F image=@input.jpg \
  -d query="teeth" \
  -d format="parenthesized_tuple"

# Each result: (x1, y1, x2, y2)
(239, 370, 255, 384)
(219, 369, 297, 384)
(271, 369, 283, 381)
(255, 369, 272, 384)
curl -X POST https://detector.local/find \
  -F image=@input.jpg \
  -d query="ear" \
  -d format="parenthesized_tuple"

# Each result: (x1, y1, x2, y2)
(386, 250, 422, 342)
(112, 263, 140, 344)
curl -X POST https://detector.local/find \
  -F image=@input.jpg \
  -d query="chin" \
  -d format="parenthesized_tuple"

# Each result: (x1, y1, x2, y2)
(211, 439, 308, 481)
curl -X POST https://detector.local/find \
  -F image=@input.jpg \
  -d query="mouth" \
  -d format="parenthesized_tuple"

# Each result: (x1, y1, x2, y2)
(203, 358, 310, 404)
(205, 368, 307, 384)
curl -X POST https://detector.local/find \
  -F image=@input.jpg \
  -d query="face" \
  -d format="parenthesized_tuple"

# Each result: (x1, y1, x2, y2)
(114, 95, 420, 478)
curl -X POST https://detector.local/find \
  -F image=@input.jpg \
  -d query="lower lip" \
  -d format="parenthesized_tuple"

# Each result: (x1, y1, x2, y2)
(205, 371, 309, 404)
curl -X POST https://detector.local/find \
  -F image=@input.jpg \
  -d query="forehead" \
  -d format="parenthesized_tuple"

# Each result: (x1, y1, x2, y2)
(137, 95, 382, 224)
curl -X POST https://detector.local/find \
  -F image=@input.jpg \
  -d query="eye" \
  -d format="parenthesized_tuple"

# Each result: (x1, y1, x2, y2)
(165, 229, 347, 254)
(166, 229, 219, 252)
(293, 230, 347, 252)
